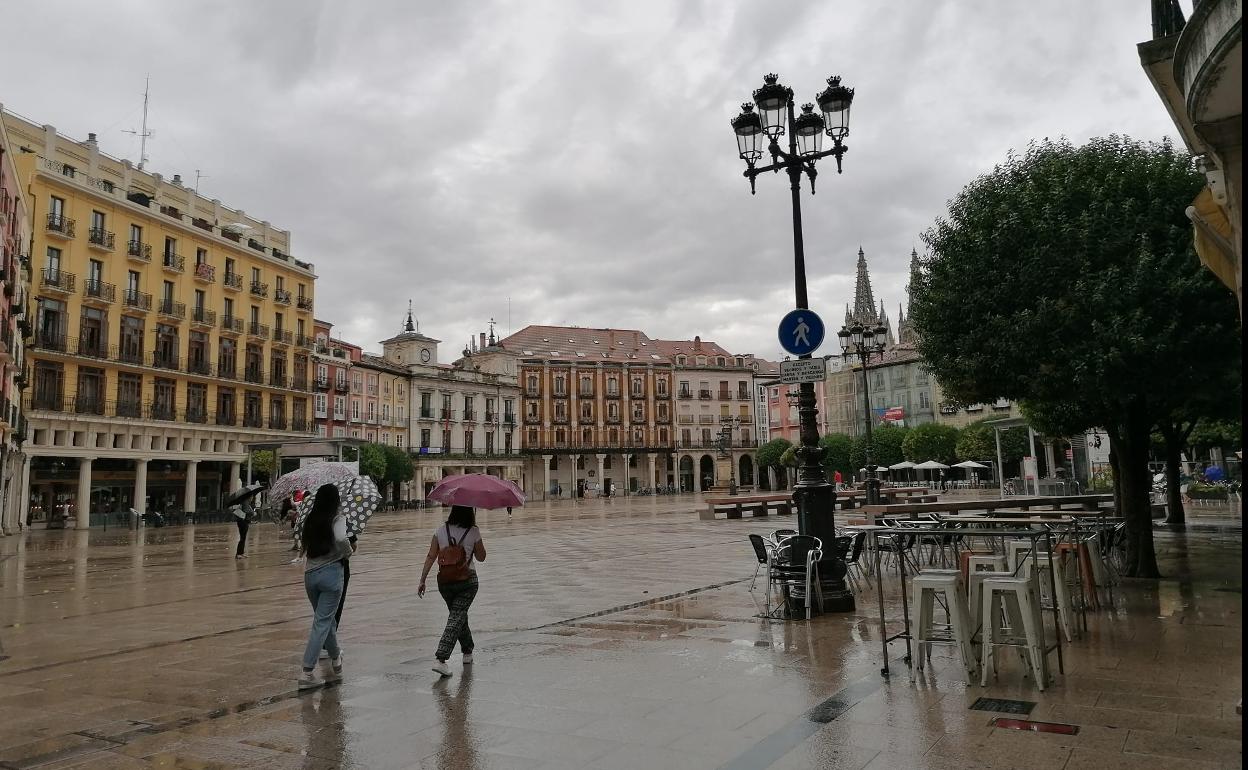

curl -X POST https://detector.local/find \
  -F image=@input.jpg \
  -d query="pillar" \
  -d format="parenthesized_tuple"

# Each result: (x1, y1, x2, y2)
(19, 454, 32, 530)
(228, 461, 242, 494)
(596, 454, 606, 495)
(647, 453, 657, 490)
(184, 460, 199, 513)
(76, 458, 93, 530)
(1044, 441, 1057, 479)
(542, 455, 552, 500)
(695, 461, 703, 493)
(134, 459, 148, 516)
(569, 454, 579, 499)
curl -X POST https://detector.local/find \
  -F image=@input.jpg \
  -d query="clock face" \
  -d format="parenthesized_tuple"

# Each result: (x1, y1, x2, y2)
(420, 348, 431, 363)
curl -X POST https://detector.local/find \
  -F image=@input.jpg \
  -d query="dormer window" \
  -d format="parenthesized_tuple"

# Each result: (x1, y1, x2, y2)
(676, 355, 686, 365)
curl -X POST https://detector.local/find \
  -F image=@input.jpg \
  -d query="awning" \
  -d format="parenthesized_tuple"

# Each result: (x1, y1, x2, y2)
(1187, 187, 1237, 292)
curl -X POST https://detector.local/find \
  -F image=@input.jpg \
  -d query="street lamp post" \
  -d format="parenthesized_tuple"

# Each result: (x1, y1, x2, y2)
(837, 323, 888, 505)
(718, 417, 741, 495)
(732, 73, 856, 613)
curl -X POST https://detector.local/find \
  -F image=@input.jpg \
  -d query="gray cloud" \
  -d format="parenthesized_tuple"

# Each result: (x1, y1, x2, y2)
(2, 0, 1178, 359)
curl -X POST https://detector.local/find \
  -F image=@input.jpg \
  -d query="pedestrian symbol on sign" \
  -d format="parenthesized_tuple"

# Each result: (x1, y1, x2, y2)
(777, 309, 825, 356)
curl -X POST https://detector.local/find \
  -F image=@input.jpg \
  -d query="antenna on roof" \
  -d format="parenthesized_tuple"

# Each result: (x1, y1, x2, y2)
(193, 169, 208, 197)
(122, 76, 153, 170)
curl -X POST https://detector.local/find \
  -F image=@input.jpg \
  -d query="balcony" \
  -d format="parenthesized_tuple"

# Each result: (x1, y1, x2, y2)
(218, 364, 238, 381)
(718, 392, 731, 401)
(269, 373, 288, 388)
(147, 402, 177, 421)
(524, 413, 540, 424)
(296, 334, 315, 349)
(116, 400, 142, 419)
(268, 415, 287, 430)
(737, 390, 752, 401)
(678, 390, 693, 400)
(463, 410, 476, 422)
(186, 358, 212, 376)
(223, 272, 243, 291)
(87, 228, 115, 251)
(82, 279, 115, 305)
(656, 414, 671, 423)
(158, 299, 186, 320)
(292, 375, 308, 390)
(161, 253, 185, 273)
(190, 307, 217, 328)
(274, 288, 292, 305)
(698, 415, 715, 424)
(314, 376, 330, 391)
(525, 388, 540, 397)
(30, 393, 67, 412)
(127, 240, 152, 262)
(293, 416, 309, 432)
(503, 414, 516, 426)
(216, 411, 237, 426)
(41, 268, 76, 294)
(335, 378, 348, 391)
(186, 407, 208, 424)
(419, 407, 434, 419)
(243, 412, 264, 429)
(698, 390, 712, 400)
(220, 316, 244, 335)
(117, 346, 144, 366)
(150, 351, 180, 371)
(605, 391, 621, 400)
(248, 321, 270, 339)
(296, 295, 313, 311)
(73, 395, 107, 416)
(484, 411, 496, 423)
(194, 263, 216, 283)
(578, 389, 594, 398)
(272, 329, 293, 346)
(441, 408, 453, 420)
(631, 390, 645, 399)
(244, 368, 264, 385)
(250, 281, 269, 298)
(122, 289, 152, 312)
(46, 214, 75, 239)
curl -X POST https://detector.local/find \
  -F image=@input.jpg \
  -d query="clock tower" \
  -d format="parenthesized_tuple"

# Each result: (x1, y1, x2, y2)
(381, 301, 440, 367)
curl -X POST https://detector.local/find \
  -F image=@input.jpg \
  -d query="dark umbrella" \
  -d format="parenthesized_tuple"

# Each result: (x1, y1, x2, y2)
(225, 482, 264, 507)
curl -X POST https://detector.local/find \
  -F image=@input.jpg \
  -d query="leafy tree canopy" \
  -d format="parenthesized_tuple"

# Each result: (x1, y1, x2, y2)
(820, 433, 855, 477)
(850, 425, 908, 470)
(358, 443, 387, 485)
(381, 444, 415, 484)
(902, 423, 959, 464)
(757, 438, 793, 469)
(956, 420, 1027, 465)
(779, 446, 797, 468)
(250, 450, 275, 480)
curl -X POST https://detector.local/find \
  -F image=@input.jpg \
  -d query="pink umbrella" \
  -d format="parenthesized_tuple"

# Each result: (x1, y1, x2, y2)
(429, 474, 525, 510)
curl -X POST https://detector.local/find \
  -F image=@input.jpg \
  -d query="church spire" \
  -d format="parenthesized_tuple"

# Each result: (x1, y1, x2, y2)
(404, 300, 416, 333)
(849, 246, 880, 326)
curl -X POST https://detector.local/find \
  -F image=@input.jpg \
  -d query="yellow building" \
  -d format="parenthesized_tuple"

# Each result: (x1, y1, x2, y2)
(2, 109, 317, 528)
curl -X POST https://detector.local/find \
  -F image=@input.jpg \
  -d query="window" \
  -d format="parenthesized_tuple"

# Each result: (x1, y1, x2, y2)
(465, 431, 474, 454)
(554, 375, 566, 396)
(87, 259, 103, 287)
(162, 280, 174, 303)
(194, 289, 206, 310)
(196, 247, 207, 265)
(334, 426, 345, 438)
(606, 377, 619, 396)
(217, 388, 236, 424)
(130, 223, 142, 246)
(186, 383, 208, 421)
(164, 236, 176, 259)
(225, 257, 235, 277)
(485, 432, 494, 454)
(49, 195, 65, 222)
(315, 394, 328, 417)
(224, 297, 235, 321)
(396, 433, 404, 448)
(153, 378, 177, 420)
(251, 266, 261, 283)
(117, 373, 142, 417)
(504, 432, 513, 453)
(352, 400, 360, 420)
(119, 315, 144, 364)
(526, 375, 538, 394)
(334, 396, 345, 419)
(188, 331, 209, 374)
(45, 245, 62, 272)
(442, 429, 452, 449)
(155, 323, 179, 368)
(91, 210, 105, 232)
(218, 337, 237, 378)
(656, 378, 668, 397)
(420, 429, 431, 448)
(127, 270, 140, 293)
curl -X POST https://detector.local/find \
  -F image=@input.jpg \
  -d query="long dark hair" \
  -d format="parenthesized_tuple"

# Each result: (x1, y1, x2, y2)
(301, 484, 341, 558)
(447, 505, 476, 530)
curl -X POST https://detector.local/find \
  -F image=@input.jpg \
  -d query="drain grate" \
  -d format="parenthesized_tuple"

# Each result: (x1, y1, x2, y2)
(969, 697, 1035, 715)
(993, 717, 1079, 735)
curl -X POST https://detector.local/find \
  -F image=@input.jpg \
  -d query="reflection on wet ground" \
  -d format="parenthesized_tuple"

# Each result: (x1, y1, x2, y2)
(0, 497, 1241, 768)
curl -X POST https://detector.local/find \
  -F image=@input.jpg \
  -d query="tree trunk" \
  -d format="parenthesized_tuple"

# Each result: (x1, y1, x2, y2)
(1160, 423, 1187, 528)
(1112, 418, 1162, 578)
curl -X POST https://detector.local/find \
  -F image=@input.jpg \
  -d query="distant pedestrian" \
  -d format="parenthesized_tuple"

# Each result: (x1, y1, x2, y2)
(231, 500, 255, 559)
(280, 497, 299, 552)
(939, 470, 947, 492)
(506, 506, 512, 518)
(419, 505, 486, 677)
(297, 484, 352, 689)
(833, 470, 843, 490)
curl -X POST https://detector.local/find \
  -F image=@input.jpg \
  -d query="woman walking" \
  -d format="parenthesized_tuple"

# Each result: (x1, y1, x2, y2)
(297, 484, 353, 689)
(231, 500, 255, 559)
(419, 505, 486, 677)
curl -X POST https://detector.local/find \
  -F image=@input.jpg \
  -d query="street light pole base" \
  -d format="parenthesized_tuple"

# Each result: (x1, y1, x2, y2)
(819, 583, 856, 613)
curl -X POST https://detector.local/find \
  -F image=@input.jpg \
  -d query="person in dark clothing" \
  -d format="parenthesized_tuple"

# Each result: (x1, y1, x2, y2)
(232, 501, 254, 558)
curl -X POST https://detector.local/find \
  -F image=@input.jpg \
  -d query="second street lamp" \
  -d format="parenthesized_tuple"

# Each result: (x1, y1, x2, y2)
(838, 322, 889, 505)
(732, 73, 856, 613)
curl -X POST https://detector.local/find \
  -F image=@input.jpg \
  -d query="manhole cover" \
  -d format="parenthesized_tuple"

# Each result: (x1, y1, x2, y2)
(993, 717, 1079, 734)
(969, 697, 1035, 714)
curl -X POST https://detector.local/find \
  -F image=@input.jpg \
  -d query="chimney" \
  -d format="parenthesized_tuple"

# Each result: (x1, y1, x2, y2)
(479, 332, 487, 350)
(86, 132, 98, 146)
(172, 173, 182, 186)
(694, 335, 702, 349)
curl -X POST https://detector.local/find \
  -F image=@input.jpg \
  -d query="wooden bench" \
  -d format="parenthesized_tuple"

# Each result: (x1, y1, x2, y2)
(700, 494, 794, 520)
(857, 494, 1115, 522)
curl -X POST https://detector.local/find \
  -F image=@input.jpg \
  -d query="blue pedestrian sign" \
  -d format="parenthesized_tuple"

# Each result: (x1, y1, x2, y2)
(778, 309, 825, 356)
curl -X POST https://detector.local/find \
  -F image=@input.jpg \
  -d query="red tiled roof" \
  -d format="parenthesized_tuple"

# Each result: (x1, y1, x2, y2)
(500, 325, 669, 363)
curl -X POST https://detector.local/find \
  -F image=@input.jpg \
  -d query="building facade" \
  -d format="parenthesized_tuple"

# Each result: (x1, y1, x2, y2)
(0, 115, 31, 535)
(498, 325, 676, 499)
(311, 319, 354, 439)
(2, 109, 316, 528)
(654, 337, 757, 491)
(354, 353, 408, 449)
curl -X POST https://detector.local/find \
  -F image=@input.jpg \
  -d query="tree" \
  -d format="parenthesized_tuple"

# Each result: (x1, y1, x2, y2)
(911, 136, 1240, 577)
(820, 433, 855, 479)
(381, 444, 415, 502)
(850, 425, 908, 472)
(902, 423, 959, 464)
(956, 420, 1027, 478)
(757, 438, 793, 488)
(779, 446, 798, 468)
(357, 443, 387, 486)
(249, 450, 275, 483)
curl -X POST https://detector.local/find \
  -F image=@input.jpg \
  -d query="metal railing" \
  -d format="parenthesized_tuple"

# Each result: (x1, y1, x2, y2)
(221, 315, 243, 334)
(83, 279, 115, 303)
(223, 272, 243, 290)
(88, 228, 115, 249)
(162, 253, 185, 272)
(123, 289, 152, 311)
(127, 240, 152, 261)
(41, 268, 76, 293)
(191, 307, 217, 326)
(46, 213, 75, 237)
(194, 262, 216, 282)
(248, 321, 269, 338)
(249, 281, 269, 298)
(158, 299, 186, 319)
(274, 288, 292, 304)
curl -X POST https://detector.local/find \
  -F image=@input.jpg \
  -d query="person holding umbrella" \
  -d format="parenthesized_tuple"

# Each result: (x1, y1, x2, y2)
(297, 483, 353, 689)
(419, 505, 487, 677)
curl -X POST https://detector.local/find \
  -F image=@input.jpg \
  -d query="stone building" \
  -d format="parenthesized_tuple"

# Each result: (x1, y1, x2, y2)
(0, 114, 31, 535)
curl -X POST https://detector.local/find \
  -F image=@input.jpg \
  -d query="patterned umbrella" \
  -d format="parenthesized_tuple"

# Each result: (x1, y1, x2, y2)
(270, 462, 359, 502)
(293, 474, 382, 540)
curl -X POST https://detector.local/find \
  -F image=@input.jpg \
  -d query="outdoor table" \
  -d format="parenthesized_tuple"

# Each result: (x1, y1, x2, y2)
(841, 523, 888, 577)
(870, 523, 1068, 682)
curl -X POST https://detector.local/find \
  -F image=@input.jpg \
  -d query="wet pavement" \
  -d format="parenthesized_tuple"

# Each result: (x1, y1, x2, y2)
(0, 496, 1241, 769)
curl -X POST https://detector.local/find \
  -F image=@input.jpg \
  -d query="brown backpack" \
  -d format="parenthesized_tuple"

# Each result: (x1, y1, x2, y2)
(436, 527, 471, 583)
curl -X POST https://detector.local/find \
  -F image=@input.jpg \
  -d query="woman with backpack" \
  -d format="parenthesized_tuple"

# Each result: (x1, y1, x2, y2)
(297, 483, 353, 689)
(418, 505, 487, 677)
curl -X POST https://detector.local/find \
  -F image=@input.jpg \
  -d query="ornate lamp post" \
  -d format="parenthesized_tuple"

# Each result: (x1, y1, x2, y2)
(717, 417, 742, 495)
(837, 323, 888, 505)
(732, 73, 856, 612)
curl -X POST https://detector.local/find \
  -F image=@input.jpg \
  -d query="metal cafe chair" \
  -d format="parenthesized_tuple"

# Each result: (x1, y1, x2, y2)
(771, 535, 825, 620)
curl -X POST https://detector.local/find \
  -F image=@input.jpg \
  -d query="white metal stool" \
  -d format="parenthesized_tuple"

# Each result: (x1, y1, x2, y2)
(967, 554, 1007, 574)
(968, 569, 1012, 640)
(911, 571, 978, 682)
(1007, 539, 1039, 572)
(1020, 551, 1076, 642)
(979, 573, 1048, 690)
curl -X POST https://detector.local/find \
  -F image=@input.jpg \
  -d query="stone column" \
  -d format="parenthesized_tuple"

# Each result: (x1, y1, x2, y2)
(184, 460, 199, 514)
(695, 466, 703, 493)
(76, 458, 93, 530)
(569, 454, 579, 500)
(596, 454, 606, 495)
(18, 454, 32, 531)
(134, 459, 149, 516)
(228, 461, 242, 494)
(647, 454, 657, 490)
(542, 455, 552, 500)
(1044, 441, 1058, 479)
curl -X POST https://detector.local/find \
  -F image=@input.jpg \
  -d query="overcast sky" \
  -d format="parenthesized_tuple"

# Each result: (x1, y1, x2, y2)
(2, 0, 1179, 361)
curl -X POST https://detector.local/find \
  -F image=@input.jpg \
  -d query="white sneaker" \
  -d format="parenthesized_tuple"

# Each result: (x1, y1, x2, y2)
(432, 659, 452, 677)
(297, 669, 321, 689)
(331, 654, 344, 677)
(462, 653, 474, 665)
(319, 649, 329, 660)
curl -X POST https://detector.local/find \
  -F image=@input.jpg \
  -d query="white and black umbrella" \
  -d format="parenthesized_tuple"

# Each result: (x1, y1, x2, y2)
(293, 474, 382, 540)
(224, 482, 264, 507)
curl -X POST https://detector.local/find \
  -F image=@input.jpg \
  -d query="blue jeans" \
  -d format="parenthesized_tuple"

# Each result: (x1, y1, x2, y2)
(303, 562, 343, 669)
